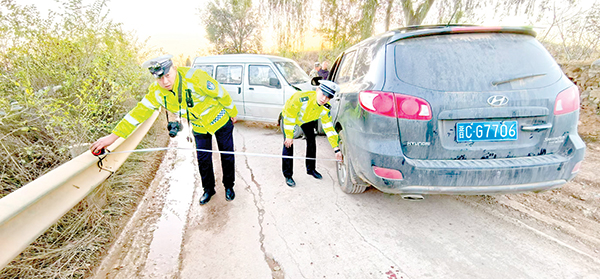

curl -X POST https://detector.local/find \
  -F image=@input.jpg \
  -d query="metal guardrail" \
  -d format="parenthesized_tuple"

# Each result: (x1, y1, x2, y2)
(0, 111, 159, 270)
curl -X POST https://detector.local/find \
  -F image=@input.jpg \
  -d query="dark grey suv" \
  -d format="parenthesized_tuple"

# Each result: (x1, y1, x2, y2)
(328, 25, 585, 196)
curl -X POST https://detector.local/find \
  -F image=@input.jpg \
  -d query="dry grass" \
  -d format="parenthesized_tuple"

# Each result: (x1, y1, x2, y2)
(0, 114, 169, 279)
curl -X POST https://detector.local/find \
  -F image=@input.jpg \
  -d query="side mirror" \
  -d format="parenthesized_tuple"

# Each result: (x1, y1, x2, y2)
(269, 78, 281, 89)
(311, 76, 323, 86)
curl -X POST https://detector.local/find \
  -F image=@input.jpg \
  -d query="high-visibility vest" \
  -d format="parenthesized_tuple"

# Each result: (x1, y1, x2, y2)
(112, 67, 238, 138)
(282, 91, 339, 148)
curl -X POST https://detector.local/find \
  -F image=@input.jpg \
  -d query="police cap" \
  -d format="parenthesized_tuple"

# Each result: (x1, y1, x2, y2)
(142, 54, 173, 78)
(319, 80, 339, 98)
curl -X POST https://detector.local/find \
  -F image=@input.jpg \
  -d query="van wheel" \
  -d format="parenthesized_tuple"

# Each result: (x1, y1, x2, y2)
(279, 115, 304, 139)
(337, 132, 368, 194)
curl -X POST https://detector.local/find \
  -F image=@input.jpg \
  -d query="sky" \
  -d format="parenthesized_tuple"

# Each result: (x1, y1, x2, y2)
(106, 0, 211, 57)
(17, 0, 215, 59)
(15, 0, 598, 59)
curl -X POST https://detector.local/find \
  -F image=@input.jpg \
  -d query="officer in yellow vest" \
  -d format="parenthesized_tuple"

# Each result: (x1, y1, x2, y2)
(91, 54, 238, 205)
(281, 80, 343, 187)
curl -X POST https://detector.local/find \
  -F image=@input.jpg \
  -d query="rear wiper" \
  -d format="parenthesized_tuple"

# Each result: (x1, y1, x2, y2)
(492, 73, 546, 86)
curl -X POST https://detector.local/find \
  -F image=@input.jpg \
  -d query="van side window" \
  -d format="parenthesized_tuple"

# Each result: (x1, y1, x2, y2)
(353, 48, 371, 80)
(195, 65, 214, 77)
(249, 65, 278, 87)
(336, 51, 357, 84)
(216, 65, 243, 85)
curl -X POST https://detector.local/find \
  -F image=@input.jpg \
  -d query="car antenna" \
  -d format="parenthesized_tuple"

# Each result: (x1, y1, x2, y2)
(446, 5, 460, 26)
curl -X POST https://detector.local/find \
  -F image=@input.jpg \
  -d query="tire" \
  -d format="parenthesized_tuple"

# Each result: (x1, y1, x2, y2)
(279, 115, 304, 139)
(316, 120, 325, 135)
(336, 131, 368, 194)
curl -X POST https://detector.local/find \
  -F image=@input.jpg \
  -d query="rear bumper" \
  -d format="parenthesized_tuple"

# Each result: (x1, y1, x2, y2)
(349, 132, 585, 195)
(378, 180, 566, 195)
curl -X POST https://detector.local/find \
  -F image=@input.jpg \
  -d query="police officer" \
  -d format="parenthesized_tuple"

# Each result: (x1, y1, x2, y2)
(281, 80, 343, 187)
(91, 54, 238, 205)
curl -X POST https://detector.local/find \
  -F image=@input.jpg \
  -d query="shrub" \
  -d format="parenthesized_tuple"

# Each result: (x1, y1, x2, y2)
(0, 0, 150, 197)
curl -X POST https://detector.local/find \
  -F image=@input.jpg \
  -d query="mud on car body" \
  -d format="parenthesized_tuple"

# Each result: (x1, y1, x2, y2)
(327, 25, 585, 196)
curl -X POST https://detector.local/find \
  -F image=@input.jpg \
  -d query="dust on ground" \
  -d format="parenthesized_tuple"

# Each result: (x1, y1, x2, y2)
(242, 120, 278, 129)
(93, 140, 178, 279)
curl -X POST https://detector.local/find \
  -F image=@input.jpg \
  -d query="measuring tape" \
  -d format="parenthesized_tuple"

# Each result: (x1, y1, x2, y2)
(93, 147, 340, 161)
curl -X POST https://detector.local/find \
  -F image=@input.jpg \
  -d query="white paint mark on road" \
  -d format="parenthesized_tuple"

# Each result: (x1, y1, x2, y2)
(142, 125, 198, 279)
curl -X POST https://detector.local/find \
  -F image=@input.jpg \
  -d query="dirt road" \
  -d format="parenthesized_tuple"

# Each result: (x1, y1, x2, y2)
(96, 121, 600, 279)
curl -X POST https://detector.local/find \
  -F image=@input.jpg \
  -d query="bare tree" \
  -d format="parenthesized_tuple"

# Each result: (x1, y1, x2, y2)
(316, 0, 596, 61)
(378, 0, 439, 29)
(201, 0, 262, 54)
(383, 0, 394, 31)
(265, 0, 309, 55)
(399, 0, 436, 25)
(319, 0, 383, 51)
(538, 2, 600, 61)
(360, 0, 379, 39)
(319, 0, 362, 51)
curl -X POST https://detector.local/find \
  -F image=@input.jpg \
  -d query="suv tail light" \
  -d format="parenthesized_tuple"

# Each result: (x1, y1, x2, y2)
(554, 86, 580, 115)
(359, 91, 432, 120)
(359, 91, 395, 117)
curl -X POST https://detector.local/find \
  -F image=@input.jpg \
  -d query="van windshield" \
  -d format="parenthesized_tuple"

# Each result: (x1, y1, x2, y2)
(393, 33, 563, 91)
(274, 61, 310, 85)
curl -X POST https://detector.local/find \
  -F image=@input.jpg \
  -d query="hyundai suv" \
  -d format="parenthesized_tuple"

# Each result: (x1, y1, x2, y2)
(327, 25, 585, 196)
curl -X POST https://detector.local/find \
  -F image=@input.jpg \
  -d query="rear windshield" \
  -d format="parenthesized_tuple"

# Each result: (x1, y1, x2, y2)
(393, 33, 562, 91)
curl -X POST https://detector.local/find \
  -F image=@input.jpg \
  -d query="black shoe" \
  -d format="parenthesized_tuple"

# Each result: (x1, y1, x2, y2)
(225, 188, 235, 201)
(307, 170, 322, 179)
(285, 177, 296, 187)
(199, 191, 214, 205)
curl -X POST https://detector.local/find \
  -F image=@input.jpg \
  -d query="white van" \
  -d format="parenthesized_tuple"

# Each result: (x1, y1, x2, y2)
(192, 54, 316, 127)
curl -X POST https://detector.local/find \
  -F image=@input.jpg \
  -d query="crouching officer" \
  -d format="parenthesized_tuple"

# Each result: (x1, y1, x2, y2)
(90, 54, 238, 205)
(281, 80, 343, 187)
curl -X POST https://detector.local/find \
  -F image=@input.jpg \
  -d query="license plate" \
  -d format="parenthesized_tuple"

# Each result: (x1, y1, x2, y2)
(456, 121, 518, 142)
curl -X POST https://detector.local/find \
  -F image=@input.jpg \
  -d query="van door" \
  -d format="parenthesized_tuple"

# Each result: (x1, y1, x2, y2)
(215, 65, 245, 116)
(243, 64, 285, 122)
(327, 56, 345, 124)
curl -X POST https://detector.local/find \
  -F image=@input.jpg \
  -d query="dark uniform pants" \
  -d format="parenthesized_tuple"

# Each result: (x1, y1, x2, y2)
(194, 119, 235, 193)
(282, 120, 317, 178)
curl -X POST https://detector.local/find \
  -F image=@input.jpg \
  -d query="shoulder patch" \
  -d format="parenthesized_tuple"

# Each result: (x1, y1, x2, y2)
(300, 96, 309, 102)
(206, 81, 216, 90)
(324, 103, 331, 109)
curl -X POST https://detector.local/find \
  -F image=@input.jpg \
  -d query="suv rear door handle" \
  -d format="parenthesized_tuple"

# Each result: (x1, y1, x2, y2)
(521, 123, 552, 132)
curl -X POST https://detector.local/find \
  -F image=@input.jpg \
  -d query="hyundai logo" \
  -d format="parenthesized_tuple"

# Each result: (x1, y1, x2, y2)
(487, 95, 509, 107)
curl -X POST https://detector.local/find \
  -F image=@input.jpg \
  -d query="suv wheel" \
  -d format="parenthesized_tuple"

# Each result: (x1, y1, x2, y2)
(279, 115, 303, 139)
(337, 132, 368, 194)
(316, 120, 325, 135)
